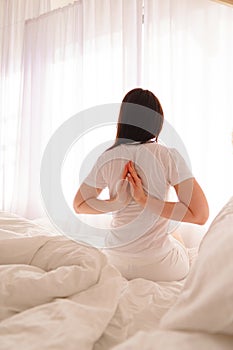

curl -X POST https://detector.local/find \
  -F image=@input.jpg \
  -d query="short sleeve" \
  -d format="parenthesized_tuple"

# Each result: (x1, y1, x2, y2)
(167, 148, 193, 186)
(83, 156, 107, 189)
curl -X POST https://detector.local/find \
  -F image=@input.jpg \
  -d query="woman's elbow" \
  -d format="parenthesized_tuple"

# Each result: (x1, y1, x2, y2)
(195, 215, 208, 225)
(195, 206, 209, 225)
(73, 199, 81, 214)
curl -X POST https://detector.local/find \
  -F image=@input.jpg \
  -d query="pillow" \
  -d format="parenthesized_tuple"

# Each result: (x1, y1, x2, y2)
(160, 196, 233, 335)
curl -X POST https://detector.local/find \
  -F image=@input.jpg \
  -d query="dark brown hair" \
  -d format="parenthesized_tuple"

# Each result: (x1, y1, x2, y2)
(110, 88, 164, 149)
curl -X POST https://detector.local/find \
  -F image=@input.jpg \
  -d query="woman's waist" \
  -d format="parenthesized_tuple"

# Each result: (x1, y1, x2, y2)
(105, 220, 173, 256)
(103, 235, 174, 258)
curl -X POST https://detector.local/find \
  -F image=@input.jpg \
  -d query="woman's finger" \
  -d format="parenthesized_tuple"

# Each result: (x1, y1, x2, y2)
(128, 162, 141, 184)
(127, 173, 136, 187)
(121, 163, 129, 180)
(121, 179, 128, 191)
(127, 176, 136, 196)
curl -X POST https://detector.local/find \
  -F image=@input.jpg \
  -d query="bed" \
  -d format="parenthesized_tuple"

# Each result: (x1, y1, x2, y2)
(0, 197, 232, 350)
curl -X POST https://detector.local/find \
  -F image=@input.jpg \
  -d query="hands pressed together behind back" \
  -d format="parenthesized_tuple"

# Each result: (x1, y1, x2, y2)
(115, 161, 147, 208)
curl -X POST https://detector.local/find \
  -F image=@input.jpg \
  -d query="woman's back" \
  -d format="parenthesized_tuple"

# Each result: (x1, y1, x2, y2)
(74, 88, 208, 281)
(84, 142, 193, 255)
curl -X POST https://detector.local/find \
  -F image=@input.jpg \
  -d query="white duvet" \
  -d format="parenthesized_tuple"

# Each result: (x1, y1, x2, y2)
(0, 197, 233, 350)
(0, 213, 183, 350)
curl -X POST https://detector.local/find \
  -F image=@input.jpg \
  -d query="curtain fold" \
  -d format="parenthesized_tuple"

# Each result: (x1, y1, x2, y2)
(1, 0, 232, 222)
(0, 0, 51, 211)
(143, 0, 233, 219)
(10, 0, 142, 218)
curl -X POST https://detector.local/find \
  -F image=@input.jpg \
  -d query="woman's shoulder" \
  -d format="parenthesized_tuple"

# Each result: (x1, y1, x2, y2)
(144, 141, 170, 156)
(95, 145, 126, 166)
(146, 142, 184, 157)
(100, 142, 182, 161)
(143, 143, 190, 168)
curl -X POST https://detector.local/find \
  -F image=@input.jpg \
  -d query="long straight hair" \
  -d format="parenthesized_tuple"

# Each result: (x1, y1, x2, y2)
(109, 88, 164, 150)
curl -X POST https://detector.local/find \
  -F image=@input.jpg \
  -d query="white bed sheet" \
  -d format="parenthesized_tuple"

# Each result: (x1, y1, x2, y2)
(0, 212, 184, 350)
(1, 197, 232, 350)
(114, 196, 233, 349)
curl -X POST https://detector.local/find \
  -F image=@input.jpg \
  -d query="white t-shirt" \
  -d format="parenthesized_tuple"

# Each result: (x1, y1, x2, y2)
(84, 142, 193, 257)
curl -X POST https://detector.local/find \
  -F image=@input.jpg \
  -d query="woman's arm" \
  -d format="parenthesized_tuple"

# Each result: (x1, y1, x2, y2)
(126, 161, 209, 225)
(73, 166, 131, 214)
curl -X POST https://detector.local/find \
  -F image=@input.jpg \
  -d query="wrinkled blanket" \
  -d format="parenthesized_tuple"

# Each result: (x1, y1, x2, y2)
(0, 213, 183, 350)
(3, 204, 232, 350)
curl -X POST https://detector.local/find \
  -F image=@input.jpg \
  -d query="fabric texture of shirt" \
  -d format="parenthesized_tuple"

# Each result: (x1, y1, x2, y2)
(84, 142, 193, 257)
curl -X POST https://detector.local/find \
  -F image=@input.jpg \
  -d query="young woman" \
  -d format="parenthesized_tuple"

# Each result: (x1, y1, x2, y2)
(73, 88, 209, 282)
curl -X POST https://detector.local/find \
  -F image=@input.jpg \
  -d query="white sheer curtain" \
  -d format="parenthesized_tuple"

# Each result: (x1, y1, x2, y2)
(1, 0, 232, 223)
(0, 0, 51, 211)
(11, 0, 142, 218)
(143, 0, 233, 221)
